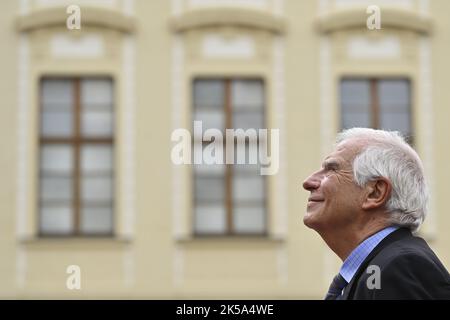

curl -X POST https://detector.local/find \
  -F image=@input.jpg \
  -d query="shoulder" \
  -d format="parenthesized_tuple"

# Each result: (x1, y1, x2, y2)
(352, 236, 450, 299)
(375, 234, 448, 273)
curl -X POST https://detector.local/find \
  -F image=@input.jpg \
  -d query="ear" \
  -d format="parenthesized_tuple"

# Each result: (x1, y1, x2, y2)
(361, 177, 392, 211)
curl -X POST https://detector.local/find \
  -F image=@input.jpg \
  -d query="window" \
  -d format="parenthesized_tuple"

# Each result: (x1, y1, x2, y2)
(39, 78, 114, 236)
(193, 79, 266, 236)
(340, 78, 412, 142)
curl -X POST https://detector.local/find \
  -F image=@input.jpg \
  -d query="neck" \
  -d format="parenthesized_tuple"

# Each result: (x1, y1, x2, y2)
(318, 219, 389, 261)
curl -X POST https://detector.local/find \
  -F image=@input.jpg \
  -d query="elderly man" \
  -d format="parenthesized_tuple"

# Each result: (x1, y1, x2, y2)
(303, 128, 450, 299)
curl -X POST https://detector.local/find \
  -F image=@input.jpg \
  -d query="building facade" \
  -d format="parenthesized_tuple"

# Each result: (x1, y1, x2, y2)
(0, 0, 449, 299)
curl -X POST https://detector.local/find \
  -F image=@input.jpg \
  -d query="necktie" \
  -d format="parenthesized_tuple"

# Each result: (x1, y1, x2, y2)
(324, 273, 348, 300)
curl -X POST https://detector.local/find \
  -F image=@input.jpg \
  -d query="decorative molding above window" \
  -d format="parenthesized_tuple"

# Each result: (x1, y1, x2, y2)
(51, 33, 105, 58)
(202, 34, 255, 59)
(316, 7, 432, 34)
(347, 35, 401, 60)
(16, 6, 136, 33)
(170, 8, 286, 34)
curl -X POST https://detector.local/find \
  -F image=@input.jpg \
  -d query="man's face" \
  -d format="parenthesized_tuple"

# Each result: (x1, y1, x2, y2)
(302, 139, 366, 232)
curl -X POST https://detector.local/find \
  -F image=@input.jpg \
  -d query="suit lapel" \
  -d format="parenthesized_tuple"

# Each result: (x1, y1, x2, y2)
(341, 274, 357, 299)
(341, 227, 412, 300)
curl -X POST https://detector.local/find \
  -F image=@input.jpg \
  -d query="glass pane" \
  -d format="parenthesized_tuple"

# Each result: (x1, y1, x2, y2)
(234, 162, 260, 174)
(193, 143, 223, 166)
(81, 207, 113, 234)
(340, 80, 371, 107)
(380, 112, 411, 134)
(41, 112, 73, 137)
(81, 145, 113, 173)
(233, 206, 265, 233)
(40, 205, 73, 234)
(40, 176, 72, 201)
(194, 163, 226, 175)
(378, 80, 410, 111)
(342, 112, 371, 129)
(41, 79, 73, 109)
(232, 80, 264, 109)
(193, 110, 224, 132)
(195, 176, 225, 201)
(233, 176, 264, 202)
(81, 79, 113, 106)
(233, 142, 259, 166)
(81, 176, 113, 202)
(41, 145, 74, 173)
(233, 112, 264, 130)
(193, 141, 225, 165)
(194, 205, 226, 234)
(341, 80, 372, 129)
(81, 111, 113, 137)
(380, 75, 411, 134)
(194, 80, 224, 108)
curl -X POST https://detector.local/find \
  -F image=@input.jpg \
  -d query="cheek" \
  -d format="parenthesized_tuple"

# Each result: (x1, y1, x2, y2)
(320, 176, 339, 195)
(321, 177, 357, 210)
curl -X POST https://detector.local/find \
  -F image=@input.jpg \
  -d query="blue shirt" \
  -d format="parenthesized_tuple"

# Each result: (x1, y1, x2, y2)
(340, 226, 399, 283)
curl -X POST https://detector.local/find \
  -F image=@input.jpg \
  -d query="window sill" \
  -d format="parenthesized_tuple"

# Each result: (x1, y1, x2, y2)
(18, 236, 132, 249)
(175, 235, 285, 248)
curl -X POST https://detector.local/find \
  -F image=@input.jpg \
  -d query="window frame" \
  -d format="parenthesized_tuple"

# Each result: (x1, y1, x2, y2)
(191, 77, 268, 237)
(340, 77, 413, 144)
(37, 76, 115, 237)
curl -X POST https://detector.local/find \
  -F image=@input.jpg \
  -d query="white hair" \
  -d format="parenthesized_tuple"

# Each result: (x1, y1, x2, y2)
(336, 128, 429, 232)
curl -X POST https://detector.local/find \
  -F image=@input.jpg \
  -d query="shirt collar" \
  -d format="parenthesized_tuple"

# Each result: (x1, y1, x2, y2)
(339, 226, 399, 283)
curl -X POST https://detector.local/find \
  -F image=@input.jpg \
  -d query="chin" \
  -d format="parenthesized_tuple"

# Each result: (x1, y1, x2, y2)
(303, 211, 322, 231)
(303, 212, 316, 229)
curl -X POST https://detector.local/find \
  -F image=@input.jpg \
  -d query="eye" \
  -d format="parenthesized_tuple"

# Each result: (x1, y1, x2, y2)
(322, 160, 340, 173)
(325, 164, 339, 172)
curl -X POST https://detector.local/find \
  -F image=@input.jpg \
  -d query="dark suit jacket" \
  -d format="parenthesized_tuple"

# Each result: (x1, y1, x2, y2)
(341, 227, 450, 299)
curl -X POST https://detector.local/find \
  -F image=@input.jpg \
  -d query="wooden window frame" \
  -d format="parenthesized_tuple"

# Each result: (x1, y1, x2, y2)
(192, 78, 268, 237)
(341, 77, 413, 144)
(38, 77, 115, 237)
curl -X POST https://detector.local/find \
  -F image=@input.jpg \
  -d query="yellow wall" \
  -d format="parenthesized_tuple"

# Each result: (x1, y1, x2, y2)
(0, 0, 449, 299)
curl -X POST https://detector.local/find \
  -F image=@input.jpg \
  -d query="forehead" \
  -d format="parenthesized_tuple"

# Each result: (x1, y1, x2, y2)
(326, 139, 364, 163)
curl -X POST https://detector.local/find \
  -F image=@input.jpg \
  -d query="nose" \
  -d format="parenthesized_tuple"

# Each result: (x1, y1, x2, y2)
(302, 172, 321, 191)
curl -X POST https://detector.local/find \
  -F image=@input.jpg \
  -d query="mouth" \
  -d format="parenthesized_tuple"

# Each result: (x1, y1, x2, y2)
(306, 197, 324, 209)
(308, 197, 324, 203)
